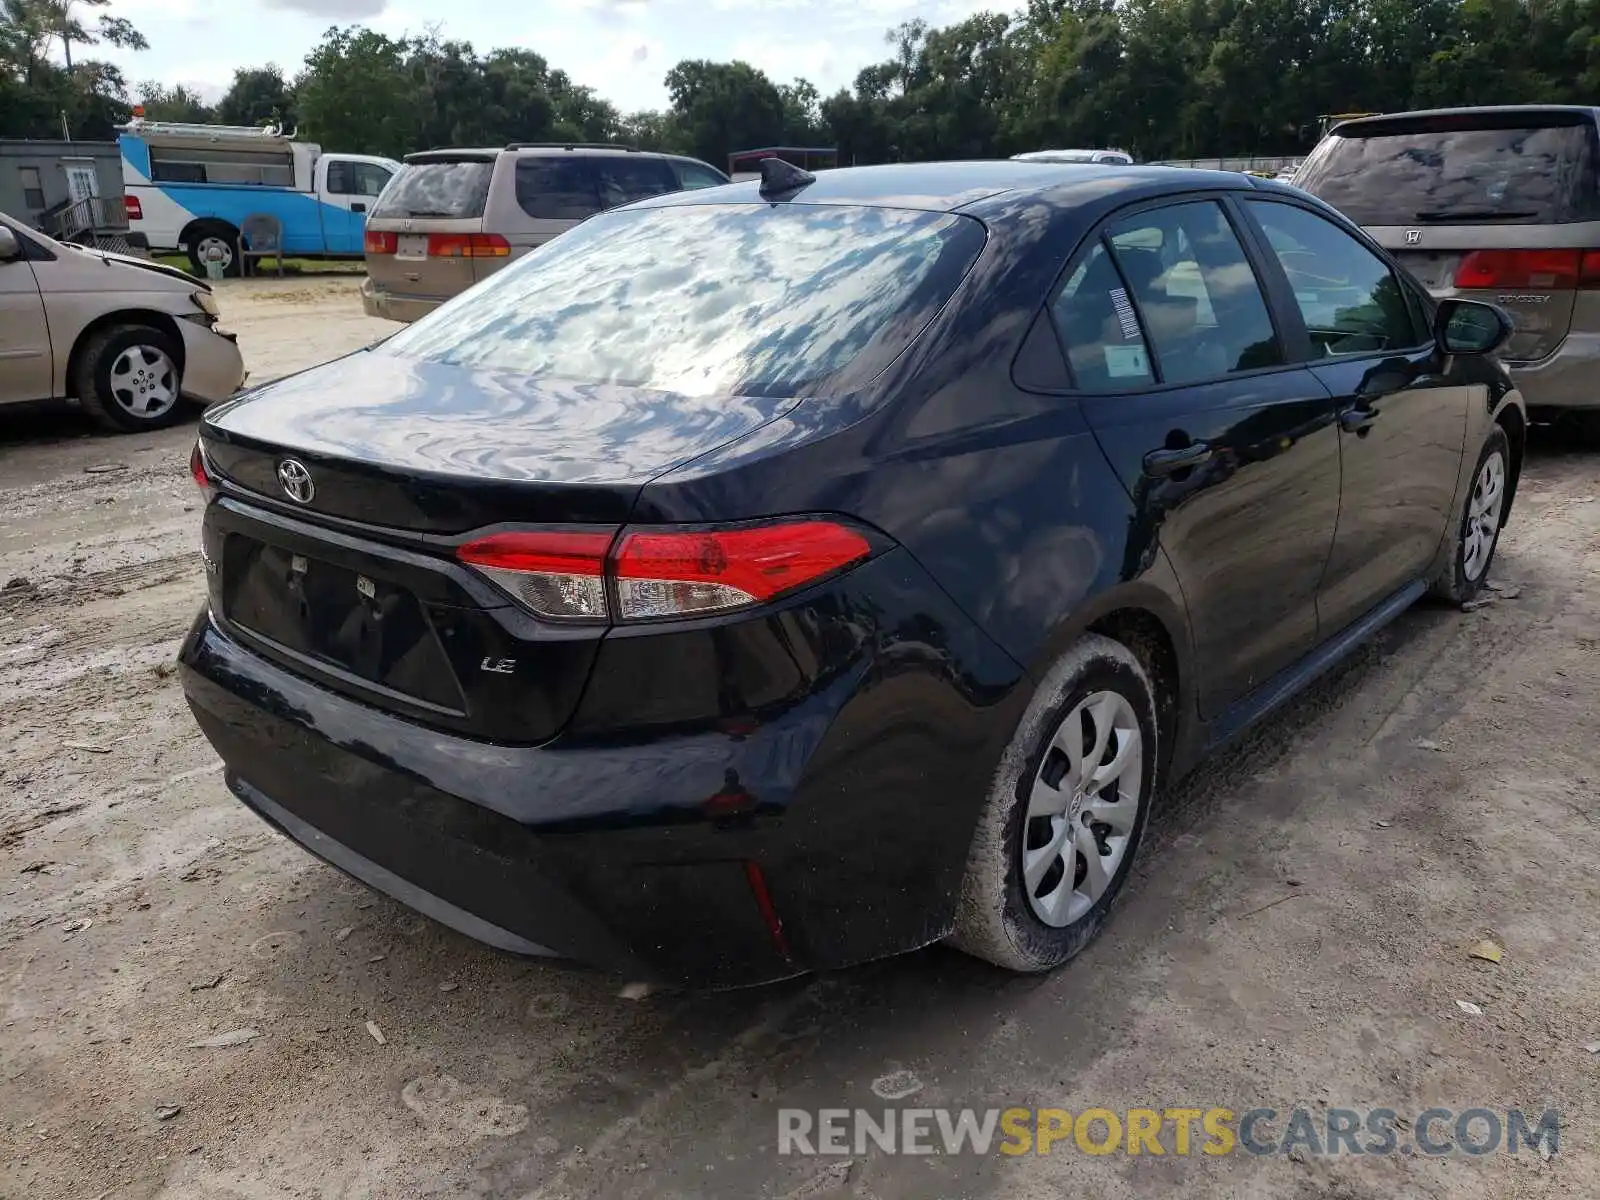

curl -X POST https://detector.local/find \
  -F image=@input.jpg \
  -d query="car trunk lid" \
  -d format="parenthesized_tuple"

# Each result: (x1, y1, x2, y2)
(1296, 108, 1600, 362)
(200, 349, 798, 531)
(198, 351, 797, 743)
(1367, 225, 1595, 361)
(364, 152, 499, 303)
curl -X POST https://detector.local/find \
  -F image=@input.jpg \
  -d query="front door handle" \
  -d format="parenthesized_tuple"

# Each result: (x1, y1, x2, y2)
(1143, 442, 1213, 477)
(1339, 405, 1379, 434)
(351, 202, 367, 214)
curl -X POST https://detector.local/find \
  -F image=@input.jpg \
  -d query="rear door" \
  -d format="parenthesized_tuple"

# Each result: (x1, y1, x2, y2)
(1296, 110, 1600, 363)
(1063, 197, 1342, 715)
(498, 155, 603, 259)
(364, 153, 495, 307)
(1239, 198, 1468, 635)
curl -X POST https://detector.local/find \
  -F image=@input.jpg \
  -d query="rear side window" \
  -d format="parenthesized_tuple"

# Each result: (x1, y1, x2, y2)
(1247, 201, 1424, 357)
(372, 160, 493, 219)
(515, 158, 601, 220)
(1077, 200, 1281, 386)
(1049, 243, 1155, 387)
(380, 203, 986, 398)
(1296, 118, 1598, 225)
(594, 157, 677, 208)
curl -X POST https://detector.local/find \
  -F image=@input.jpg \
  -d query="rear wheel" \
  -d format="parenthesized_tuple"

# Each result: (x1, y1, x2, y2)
(73, 323, 187, 434)
(949, 634, 1158, 972)
(186, 222, 239, 277)
(1430, 426, 1510, 605)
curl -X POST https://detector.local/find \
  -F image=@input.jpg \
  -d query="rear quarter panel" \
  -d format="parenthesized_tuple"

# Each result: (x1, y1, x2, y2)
(636, 183, 1203, 752)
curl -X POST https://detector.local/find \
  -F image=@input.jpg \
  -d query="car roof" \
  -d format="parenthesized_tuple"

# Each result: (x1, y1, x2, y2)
(403, 145, 704, 165)
(1331, 104, 1600, 135)
(632, 160, 1257, 215)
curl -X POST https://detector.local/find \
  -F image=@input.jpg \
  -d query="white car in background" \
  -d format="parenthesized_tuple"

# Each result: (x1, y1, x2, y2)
(1012, 149, 1135, 165)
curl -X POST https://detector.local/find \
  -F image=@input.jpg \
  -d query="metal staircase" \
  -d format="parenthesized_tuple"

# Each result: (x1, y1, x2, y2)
(50, 196, 142, 255)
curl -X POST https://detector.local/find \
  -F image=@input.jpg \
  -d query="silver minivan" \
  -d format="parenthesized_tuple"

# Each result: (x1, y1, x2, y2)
(361, 143, 728, 323)
(1296, 105, 1600, 438)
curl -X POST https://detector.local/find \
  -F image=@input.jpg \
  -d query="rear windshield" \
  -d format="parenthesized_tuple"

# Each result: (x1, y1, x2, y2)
(379, 204, 986, 397)
(371, 160, 494, 219)
(1296, 118, 1597, 225)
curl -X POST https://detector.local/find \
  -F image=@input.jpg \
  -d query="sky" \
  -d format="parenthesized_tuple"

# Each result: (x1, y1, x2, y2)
(97, 0, 1004, 115)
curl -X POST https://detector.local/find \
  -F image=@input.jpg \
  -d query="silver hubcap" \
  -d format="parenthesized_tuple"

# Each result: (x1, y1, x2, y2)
(1022, 690, 1144, 928)
(1463, 449, 1506, 582)
(198, 235, 234, 269)
(109, 344, 178, 419)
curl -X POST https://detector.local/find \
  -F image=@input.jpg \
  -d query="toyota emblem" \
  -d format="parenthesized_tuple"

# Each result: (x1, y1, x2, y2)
(277, 459, 315, 504)
(1405, 229, 1422, 245)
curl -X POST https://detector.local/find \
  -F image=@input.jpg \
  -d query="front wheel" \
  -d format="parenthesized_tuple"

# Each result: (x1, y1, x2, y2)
(73, 324, 187, 434)
(949, 633, 1158, 973)
(1430, 426, 1510, 605)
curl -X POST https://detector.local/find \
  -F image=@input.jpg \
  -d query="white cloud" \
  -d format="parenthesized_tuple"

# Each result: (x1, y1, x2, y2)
(260, 0, 387, 15)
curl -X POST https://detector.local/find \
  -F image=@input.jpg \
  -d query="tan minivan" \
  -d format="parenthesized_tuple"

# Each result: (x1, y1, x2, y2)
(0, 210, 246, 433)
(360, 143, 729, 323)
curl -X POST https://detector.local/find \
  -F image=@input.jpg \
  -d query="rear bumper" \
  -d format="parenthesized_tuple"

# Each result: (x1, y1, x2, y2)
(360, 276, 444, 324)
(179, 549, 1026, 988)
(178, 322, 247, 404)
(1508, 332, 1600, 411)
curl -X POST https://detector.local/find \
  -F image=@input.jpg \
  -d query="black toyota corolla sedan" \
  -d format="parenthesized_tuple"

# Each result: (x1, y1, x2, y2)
(180, 161, 1525, 988)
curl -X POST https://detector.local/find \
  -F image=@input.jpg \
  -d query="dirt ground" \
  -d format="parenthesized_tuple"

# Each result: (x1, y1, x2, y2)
(3, 274, 1600, 1199)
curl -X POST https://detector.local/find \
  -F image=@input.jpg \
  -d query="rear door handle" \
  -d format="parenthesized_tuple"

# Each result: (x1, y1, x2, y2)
(1339, 406, 1379, 434)
(1143, 442, 1212, 477)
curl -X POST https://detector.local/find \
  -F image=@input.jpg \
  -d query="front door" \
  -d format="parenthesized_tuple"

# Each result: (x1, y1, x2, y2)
(63, 162, 99, 203)
(0, 226, 52, 404)
(1061, 198, 1342, 715)
(321, 158, 395, 254)
(1240, 199, 1468, 635)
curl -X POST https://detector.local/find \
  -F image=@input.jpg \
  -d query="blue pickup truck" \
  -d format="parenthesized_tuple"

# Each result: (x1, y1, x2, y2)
(118, 117, 401, 275)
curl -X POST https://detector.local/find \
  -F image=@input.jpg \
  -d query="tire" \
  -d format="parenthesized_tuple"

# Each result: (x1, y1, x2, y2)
(1430, 425, 1511, 606)
(73, 324, 187, 434)
(949, 633, 1159, 972)
(185, 222, 240, 277)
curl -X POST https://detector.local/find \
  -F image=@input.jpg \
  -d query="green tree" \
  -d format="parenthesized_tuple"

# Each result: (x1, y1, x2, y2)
(135, 80, 214, 123)
(217, 64, 295, 128)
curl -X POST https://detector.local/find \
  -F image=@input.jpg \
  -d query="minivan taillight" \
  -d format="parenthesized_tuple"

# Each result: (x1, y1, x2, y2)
(428, 233, 511, 258)
(124, 195, 142, 221)
(454, 520, 875, 623)
(1453, 248, 1600, 290)
(365, 229, 397, 254)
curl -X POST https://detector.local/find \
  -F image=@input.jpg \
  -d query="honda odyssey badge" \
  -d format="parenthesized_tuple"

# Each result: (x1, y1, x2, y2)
(277, 459, 314, 504)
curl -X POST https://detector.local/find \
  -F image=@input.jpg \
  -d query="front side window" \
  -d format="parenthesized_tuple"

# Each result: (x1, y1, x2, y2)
(1048, 242, 1155, 388)
(380, 203, 985, 398)
(1247, 201, 1423, 357)
(515, 158, 601, 220)
(328, 161, 392, 197)
(1105, 201, 1283, 384)
(675, 161, 729, 190)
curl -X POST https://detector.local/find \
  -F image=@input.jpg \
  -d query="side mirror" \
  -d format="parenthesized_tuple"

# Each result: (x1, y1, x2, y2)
(1435, 298, 1514, 356)
(0, 226, 20, 262)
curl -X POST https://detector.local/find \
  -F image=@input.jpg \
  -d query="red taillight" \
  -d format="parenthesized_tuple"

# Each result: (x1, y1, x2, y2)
(190, 441, 211, 492)
(455, 530, 612, 621)
(427, 232, 511, 258)
(364, 229, 397, 254)
(124, 195, 142, 221)
(1454, 249, 1584, 290)
(612, 522, 873, 620)
(454, 520, 874, 622)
